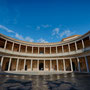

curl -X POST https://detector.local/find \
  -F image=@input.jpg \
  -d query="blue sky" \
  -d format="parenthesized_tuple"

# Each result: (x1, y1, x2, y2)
(0, 0, 90, 43)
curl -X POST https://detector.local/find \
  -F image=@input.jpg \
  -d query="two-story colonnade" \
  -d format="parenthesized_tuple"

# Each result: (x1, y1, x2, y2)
(0, 31, 90, 75)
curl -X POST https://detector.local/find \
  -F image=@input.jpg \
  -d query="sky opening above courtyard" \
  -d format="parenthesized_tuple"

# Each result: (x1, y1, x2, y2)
(0, 0, 90, 43)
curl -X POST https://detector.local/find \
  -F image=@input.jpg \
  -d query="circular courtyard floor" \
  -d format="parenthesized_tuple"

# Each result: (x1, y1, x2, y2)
(0, 73, 90, 90)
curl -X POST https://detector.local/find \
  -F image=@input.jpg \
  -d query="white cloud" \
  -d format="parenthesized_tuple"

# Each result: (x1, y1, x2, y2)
(36, 26, 40, 30)
(52, 28, 60, 36)
(15, 33, 34, 42)
(15, 33, 24, 40)
(0, 25, 34, 42)
(0, 25, 15, 33)
(60, 30, 73, 38)
(37, 38, 48, 43)
(25, 36, 34, 42)
(36, 24, 51, 30)
(41, 24, 51, 28)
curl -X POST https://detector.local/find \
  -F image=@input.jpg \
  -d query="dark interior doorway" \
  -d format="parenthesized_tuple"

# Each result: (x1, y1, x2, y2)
(25, 65, 27, 71)
(39, 63, 44, 70)
(5, 62, 9, 71)
(72, 62, 76, 71)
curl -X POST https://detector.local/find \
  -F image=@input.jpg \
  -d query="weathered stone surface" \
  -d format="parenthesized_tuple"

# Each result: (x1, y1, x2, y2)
(0, 73, 90, 90)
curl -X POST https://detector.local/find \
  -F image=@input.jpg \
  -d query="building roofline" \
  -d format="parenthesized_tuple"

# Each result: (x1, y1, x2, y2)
(0, 30, 90, 46)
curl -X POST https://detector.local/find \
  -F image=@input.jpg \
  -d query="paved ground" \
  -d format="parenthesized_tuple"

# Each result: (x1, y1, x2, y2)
(0, 73, 90, 90)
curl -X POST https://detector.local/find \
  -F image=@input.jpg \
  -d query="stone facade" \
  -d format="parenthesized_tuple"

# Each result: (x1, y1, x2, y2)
(0, 31, 90, 74)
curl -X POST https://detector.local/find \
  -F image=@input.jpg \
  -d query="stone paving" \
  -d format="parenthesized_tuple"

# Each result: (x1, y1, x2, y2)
(0, 73, 90, 90)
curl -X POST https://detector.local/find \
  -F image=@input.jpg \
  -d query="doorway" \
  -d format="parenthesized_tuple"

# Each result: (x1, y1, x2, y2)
(39, 63, 44, 70)
(5, 62, 9, 71)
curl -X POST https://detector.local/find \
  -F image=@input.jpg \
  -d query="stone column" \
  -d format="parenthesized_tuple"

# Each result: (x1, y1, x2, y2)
(44, 47, 45, 54)
(4, 40, 7, 49)
(12, 42, 14, 51)
(50, 47, 51, 54)
(0, 56, 4, 71)
(38, 47, 39, 54)
(85, 56, 89, 72)
(70, 58, 73, 71)
(37, 60, 39, 71)
(57, 59, 59, 71)
(75, 42, 78, 51)
(19, 44, 21, 52)
(44, 60, 45, 71)
(16, 58, 19, 71)
(50, 60, 52, 71)
(25, 46, 27, 53)
(8, 58, 11, 71)
(32, 47, 33, 54)
(56, 46, 57, 54)
(63, 59, 66, 71)
(24, 59, 26, 71)
(62, 45, 64, 53)
(77, 57, 81, 72)
(82, 39, 85, 49)
(31, 59, 32, 71)
(68, 44, 70, 52)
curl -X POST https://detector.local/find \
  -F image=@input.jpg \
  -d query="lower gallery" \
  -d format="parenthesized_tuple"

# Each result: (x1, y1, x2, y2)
(0, 31, 90, 75)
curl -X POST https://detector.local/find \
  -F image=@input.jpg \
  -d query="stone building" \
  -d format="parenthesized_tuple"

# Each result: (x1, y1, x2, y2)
(0, 31, 90, 74)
